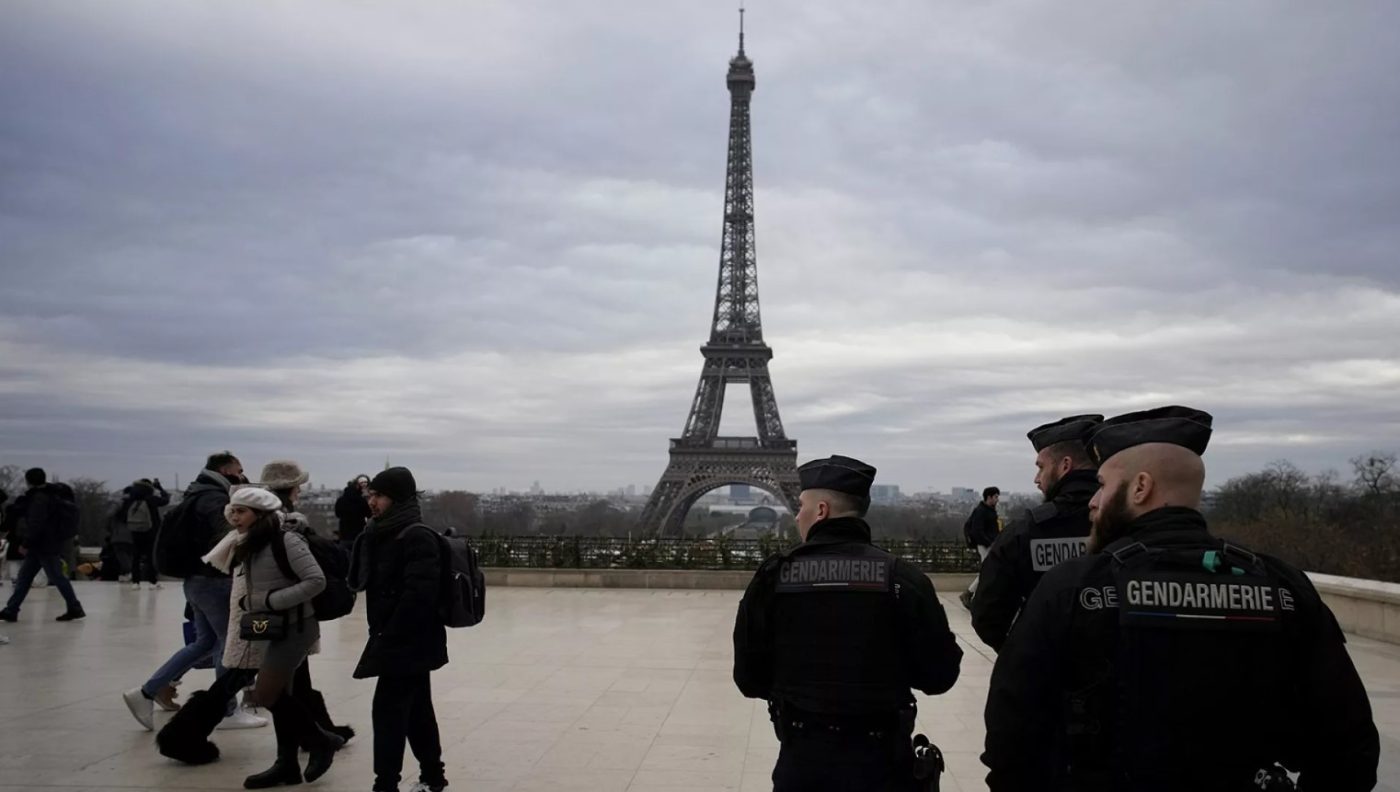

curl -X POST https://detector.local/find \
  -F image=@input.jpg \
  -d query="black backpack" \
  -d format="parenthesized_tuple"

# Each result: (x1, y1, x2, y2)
(271, 525, 356, 622)
(154, 496, 205, 578)
(398, 524, 486, 628)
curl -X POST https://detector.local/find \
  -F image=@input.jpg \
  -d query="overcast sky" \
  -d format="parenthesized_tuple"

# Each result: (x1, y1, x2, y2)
(2, 1, 1397, 495)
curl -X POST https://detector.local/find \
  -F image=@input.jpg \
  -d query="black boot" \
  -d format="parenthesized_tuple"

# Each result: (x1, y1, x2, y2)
(243, 759, 302, 789)
(244, 704, 303, 789)
(156, 690, 225, 765)
(269, 694, 338, 783)
(301, 687, 355, 745)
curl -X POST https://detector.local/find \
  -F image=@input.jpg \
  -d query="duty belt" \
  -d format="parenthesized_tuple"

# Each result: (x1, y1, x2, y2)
(769, 702, 913, 742)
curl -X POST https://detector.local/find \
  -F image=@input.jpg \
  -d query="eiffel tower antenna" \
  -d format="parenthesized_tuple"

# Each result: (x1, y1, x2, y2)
(738, 3, 745, 55)
(638, 15, 800, 536)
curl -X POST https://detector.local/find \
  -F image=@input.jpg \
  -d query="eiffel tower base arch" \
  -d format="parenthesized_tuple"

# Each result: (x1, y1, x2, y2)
(639, 445, 801, 537)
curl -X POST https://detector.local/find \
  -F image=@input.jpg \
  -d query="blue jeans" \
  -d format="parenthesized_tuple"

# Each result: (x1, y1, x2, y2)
(4, 552, 82, 614)
(142, 575, 236, 715)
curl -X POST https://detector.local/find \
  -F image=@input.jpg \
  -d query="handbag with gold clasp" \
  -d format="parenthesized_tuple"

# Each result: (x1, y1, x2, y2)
(239, 611, 287, 641)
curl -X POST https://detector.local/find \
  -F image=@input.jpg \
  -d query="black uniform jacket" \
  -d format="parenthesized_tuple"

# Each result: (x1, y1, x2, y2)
(733, 516, 963, 715)
(982, 507, 1379, 792)
(971, 469, 1097, 651)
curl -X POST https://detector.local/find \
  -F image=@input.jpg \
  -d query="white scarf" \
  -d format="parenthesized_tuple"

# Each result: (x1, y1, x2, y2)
(201, 530, 247, 574)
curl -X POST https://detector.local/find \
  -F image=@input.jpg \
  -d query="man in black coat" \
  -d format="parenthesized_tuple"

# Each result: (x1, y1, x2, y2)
(349, 466, 449, 792)
(971, 415, 1101, 651)
(0, 468, 84, 622)
(982, 406, 1380, 790)
(334, 475, 372, 552)
(734, 455, 963, 792)
(959, 486, 1001, 609)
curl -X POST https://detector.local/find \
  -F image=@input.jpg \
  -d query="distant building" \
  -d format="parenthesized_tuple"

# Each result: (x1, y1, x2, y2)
(730, 483, 752, 503)
(951, 487, 977, 503)
(869, 484, 902, 505)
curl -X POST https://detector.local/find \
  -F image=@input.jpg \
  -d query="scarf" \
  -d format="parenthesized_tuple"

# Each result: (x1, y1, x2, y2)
(348, 498, 423, 592)
(201, 529, 248, 574)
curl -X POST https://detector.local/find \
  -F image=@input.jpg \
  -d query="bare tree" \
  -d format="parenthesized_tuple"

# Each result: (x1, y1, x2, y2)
(65, 477, 118, 546)
(1351, 452, 1398, 497)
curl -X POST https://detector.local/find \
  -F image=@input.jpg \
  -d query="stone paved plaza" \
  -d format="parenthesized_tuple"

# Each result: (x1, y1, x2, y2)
(1, 581, 1399, 791)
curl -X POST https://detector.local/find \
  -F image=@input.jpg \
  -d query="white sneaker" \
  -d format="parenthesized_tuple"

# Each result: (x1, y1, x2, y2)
(146, 581, 163, 590)
(122, 687, 155, 731)
(217, 708, 268, 730)
(0, 634, 9, 644)
(130, 582, 142, 591)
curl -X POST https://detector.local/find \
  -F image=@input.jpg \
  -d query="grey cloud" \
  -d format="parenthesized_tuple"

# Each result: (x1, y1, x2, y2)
(1, 0, 1397, 493)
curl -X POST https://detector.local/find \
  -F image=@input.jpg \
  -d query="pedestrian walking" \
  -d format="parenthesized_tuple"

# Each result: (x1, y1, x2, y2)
(215, 485, 341, 788)
(959, 486, 1001, 610)
(124, 453, 267, 733)
(349, 466, 450, 792)
(0, 468, 84, 623)
(734, 455, 963, 791)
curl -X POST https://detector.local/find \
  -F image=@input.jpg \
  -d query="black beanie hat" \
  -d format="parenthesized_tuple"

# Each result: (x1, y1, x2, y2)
(369, 466, 418, 502)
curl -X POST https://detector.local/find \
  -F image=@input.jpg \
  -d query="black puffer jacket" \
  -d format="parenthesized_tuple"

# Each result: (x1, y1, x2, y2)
(349, 498, 447, 678)
(334, 483, 372, 544)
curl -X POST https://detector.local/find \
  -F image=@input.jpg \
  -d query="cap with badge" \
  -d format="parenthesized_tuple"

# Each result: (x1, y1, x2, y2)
(1028, 414, 1104, 453)
(797, 455, 877, 499)
(1087, 406, 1213, 466)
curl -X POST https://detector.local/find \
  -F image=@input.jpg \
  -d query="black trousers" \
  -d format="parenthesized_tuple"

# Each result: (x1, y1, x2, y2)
(130, 530, 159, 584)
(372, 672, 445, 789)
(772, 732, 919, 792)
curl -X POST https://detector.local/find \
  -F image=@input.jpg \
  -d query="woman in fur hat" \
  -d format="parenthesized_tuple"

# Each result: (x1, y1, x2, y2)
(259, 460, 355, 747)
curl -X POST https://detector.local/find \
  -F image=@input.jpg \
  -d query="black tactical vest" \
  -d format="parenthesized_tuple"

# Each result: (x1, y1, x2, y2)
(1023, 471, 1097, 592)
(769, 522, 910, 717)
(1066, 519, 1299, 790)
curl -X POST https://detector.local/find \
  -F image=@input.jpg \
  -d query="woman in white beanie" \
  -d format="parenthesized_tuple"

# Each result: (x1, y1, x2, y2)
(214, 486, 341, 788)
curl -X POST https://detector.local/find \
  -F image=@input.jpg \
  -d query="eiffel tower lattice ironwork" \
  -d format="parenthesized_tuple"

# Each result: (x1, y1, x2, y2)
(638, 18, 801, 536)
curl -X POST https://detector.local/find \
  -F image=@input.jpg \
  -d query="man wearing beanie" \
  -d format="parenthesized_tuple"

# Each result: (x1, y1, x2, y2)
(348, 467, 449, 792)
(970, 414, 1102, 651)
(982, 406, 1379, 790)
(733, 455, 962, 791)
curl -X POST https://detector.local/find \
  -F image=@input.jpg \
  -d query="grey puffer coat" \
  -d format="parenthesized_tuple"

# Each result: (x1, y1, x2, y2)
(223, 530, 326, 671)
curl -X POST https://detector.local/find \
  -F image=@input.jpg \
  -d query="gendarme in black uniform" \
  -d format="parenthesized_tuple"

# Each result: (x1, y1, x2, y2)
(971, 414, 1102, 651)
(982, 407, 1379, 791)
(734, 455, 963, 792)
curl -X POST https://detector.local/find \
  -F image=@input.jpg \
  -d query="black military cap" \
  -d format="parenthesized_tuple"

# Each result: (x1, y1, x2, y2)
(1027, 414, 1104, 453)
(1087, 406, 1214, 466)
(798, 455, 877, 499)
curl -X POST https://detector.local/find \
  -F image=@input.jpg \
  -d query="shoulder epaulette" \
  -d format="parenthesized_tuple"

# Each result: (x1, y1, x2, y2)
(1029, 502, 1060, 524)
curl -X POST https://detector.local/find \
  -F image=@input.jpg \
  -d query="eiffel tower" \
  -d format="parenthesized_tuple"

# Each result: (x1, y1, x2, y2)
(639, 13, 801, 536)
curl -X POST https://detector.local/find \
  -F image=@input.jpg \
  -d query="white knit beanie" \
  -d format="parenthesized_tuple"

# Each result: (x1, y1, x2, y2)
(224, 486, 283, 523)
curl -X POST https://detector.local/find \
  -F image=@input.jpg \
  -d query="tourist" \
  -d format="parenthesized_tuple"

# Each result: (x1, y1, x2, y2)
(261, 459, 356, 746)
(0, 468, 84, 623)
(112, 478, 171, 589)
(733, 455, 963, 791)
(958, 486, 1001, 610)
(123, 453, 267, 732)
(335, 474, 372, 553)
(218, 485, 340, 788)
(349, 466, 449, 792)
(970, 415, 1101, 651)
